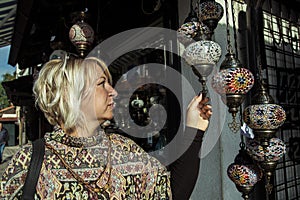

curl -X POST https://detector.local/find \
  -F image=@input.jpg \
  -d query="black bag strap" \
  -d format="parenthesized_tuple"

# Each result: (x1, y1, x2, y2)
(22, 138, 45, 200)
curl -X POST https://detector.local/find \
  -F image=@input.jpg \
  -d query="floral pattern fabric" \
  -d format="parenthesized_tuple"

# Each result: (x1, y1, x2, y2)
(0, 129, 171, 199)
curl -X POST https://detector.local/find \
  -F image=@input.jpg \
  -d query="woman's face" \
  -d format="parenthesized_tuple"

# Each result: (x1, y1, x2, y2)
(93, 66, 117, 124)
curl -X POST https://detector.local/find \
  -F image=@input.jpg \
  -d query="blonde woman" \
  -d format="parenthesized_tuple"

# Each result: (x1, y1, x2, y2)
(0, 54, 211, 199)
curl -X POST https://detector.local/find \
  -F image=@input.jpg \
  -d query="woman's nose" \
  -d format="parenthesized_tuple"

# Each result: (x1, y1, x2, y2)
(108, 84, 118, 98)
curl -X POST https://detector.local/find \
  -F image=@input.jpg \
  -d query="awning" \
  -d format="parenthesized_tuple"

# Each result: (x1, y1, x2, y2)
(1, 75, 34, 106)
(0, 0, 17, 48)
(0, 105, 17, 122)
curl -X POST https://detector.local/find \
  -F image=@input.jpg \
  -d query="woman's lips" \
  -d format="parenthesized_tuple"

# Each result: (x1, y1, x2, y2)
(108, 102, 116, 109)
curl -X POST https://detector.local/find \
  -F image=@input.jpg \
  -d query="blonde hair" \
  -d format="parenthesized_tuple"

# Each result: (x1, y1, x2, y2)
(33, 55, 112, 133)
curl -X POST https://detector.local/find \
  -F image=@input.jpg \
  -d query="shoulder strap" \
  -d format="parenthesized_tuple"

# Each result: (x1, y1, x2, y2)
(22, 138, 45, 200)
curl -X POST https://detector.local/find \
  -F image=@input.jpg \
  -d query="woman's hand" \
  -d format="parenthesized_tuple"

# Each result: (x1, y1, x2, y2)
(186, 94, 212, 131)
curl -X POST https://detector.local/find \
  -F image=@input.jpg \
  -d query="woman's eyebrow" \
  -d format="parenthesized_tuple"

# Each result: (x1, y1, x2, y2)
(97, 74, 106, 79)
(96, 76, 106, 82)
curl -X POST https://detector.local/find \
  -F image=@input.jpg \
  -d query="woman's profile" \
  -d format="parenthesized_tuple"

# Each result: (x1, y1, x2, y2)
(0, 53, 212, 199)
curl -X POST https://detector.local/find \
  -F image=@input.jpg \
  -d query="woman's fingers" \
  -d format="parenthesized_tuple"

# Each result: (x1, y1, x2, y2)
(198, 102, 212, 120)
(188, 94, 201, 109)
(186, 94, 212, 130)
(202, 109, 212, 120)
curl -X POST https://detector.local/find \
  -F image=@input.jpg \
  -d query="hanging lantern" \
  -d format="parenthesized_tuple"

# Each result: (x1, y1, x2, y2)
(183, 40, 222, 95)
(211, 53, 254, 132)
(227, 164, 261, 200)
(177, 0, 216, 46)
(246, 137, 286, 194)
(243, 81, 286, 146)
(243, 78, 286, 195)
(210, 0, 254, 132)
(177, 0, 200, 42)
(227, 146, 262, 200)
(183, 40, 222, 65)
(177, 21, 201, 46)
(69, 11, 94, 57)
(198, 0, 224, 34)
(246, 137, 286, 162)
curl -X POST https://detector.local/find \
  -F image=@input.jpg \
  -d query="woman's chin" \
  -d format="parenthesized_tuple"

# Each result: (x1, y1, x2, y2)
(98, 116, 113, 125)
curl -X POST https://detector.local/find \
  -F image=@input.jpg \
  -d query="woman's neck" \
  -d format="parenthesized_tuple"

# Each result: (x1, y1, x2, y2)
(60, 122, 100, 138)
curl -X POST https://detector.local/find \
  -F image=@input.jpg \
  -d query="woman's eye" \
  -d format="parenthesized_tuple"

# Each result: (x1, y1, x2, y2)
(97, 80, 105, 86)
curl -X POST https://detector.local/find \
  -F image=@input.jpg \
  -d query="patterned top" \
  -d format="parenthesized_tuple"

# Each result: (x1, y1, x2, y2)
(0, 129, 171, 199)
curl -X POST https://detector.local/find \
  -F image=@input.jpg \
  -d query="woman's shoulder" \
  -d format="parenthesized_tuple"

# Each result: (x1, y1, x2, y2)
(0, 143, 33, 198)
(2, 143, 33, 177)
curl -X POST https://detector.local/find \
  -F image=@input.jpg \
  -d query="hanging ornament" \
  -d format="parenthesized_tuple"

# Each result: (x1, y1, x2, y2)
(177, 0, 224, 97)
(177, 21, 201, 46)
(246, 137, 286, 162)
(177, 0, 217, 47)
(69, 11, 94, 57)
(227, 141, 263, 200)
(242, 65, 286, 195)
(243, 80, 286, 146)
(246, 137, 286, 194)
(212, 53, 254, 132)
(183, 40, 222, 96)
(211, 0, 254, 132)
(198, 0, 224, 35)
(177, 0, 200, 46)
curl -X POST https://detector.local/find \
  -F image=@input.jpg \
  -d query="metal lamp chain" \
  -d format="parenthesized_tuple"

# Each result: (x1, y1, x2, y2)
(231, 0, 239, 58)
(190, 0, 194, 13)
(224, 0, 233, 53)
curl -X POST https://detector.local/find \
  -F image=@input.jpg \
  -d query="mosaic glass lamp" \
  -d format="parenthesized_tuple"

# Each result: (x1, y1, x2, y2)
(247, 137, 286, 162)
(243, 72, 286, 195)
(177, 0, 213, 46)
(177, 0, 199, 46)
(246, 137, 286, 194)
(211, 53, 254, 132)
(211, 0, 254, 132)
(198, 0, 224, 34)
(243, 81, 286, 146)
(177, 21, 201, 46)
(69, 11, 94, 57)
(227, 164, 261, 200)
(183, 40, 222, 96)
(227, 147, 262, 200)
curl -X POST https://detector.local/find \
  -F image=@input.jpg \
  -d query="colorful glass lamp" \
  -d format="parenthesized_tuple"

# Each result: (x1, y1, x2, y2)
(177, 0, 213, 46)
(177, 21, 201, 46)
(212, 53, 254, 132)
(69, 11, 94, 57)
(243, 81, 286, 146)
(227, 145, 262, 200)
(246, 137, 286, 194)
(183, 40, 222, 96)
(211, 0, 254, 132)
(242, 63, 286, 195)
(198, 0, 224, 35)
